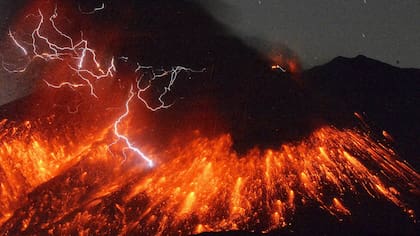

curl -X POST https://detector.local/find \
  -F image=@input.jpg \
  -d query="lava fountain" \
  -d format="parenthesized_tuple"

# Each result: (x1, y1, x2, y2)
(0, 1, 419, 235)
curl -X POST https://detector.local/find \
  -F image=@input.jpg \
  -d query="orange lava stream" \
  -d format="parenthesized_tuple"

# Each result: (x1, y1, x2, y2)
(124, 127, 419, 234)
(0, 119, 418, 235)
(0, 118, 110, 225)
(1, 1, 418, 234)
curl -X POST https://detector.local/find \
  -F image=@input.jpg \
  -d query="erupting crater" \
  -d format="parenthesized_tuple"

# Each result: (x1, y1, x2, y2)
(0, 1, 419, 235)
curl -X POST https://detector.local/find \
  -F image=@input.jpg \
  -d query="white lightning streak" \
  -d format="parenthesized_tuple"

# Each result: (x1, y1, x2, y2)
(78, 2, 106, 15)
(5, 6, 204, 167)
(8, 29, 28, 56)
(113, 86, 154, 167)
(43, 79, 85, 89)
(9, 7, 117, 98)
(136, 66, 205, 111)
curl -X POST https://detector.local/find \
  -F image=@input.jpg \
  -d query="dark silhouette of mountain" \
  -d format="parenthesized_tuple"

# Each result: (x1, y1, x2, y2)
(302, 55, 420, 169)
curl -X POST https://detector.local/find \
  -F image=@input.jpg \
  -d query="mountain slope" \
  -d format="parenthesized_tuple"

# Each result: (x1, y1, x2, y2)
(302, 55, 420, 168)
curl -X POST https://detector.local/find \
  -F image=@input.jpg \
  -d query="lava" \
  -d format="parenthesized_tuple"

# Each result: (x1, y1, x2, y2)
(0, 117, 111, 225)
(0, 1, 419, 235)
(0, 120, 419, 235)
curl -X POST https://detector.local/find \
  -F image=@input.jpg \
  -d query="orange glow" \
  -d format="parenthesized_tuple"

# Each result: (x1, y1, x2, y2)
(382, 130, 394, 142)
(269, 53, 301, 74)
(332, 198, 351, 216)
(0, 1, 418, 234)
(1, 118, 418, 234)
(271, 65, 285, 72)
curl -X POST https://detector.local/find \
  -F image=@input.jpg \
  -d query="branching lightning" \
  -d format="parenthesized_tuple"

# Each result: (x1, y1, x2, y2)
(3, 6, 203, 167)
(135, 65, 205, 111)
(1, 3, 419, 235)
(3, 6, 116, 98)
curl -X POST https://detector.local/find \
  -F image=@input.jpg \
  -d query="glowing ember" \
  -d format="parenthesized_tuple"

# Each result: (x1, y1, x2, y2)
(271, 64, 286, 72)
(0, 121, 418, 234)
(0, 117, 110, 225)
(0, 2, 419, 235)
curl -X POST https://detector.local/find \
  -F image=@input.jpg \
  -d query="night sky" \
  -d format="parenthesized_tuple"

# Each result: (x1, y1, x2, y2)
(1, 0, 419, 68)
(0, 2, 419, 234)
(200, 0, 420, 68)
(1, 0, 419, 105)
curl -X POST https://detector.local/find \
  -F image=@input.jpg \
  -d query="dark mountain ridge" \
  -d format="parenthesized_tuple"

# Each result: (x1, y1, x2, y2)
(303, 55, 419, 169)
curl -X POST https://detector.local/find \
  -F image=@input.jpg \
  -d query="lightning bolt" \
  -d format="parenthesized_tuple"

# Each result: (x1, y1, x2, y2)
(42, 79, 85, 89)
(4, 6, 204, 167)
(8, 29, 28, 56)
(78, 2, 106, 15)
(135, 64, 205, 111)
(112, 85, 154, 167)
(4, 6, 116, 98)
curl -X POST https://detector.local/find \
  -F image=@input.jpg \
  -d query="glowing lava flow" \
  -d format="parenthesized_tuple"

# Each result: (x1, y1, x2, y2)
(121, 128, 419, 234)
(0, 124, 419, 235)
(0, 117, 111, 225)
(0, 4, 419, 236)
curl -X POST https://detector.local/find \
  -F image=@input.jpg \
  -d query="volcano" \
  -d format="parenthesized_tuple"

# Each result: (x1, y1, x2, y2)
(0, 0, 419, 235)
